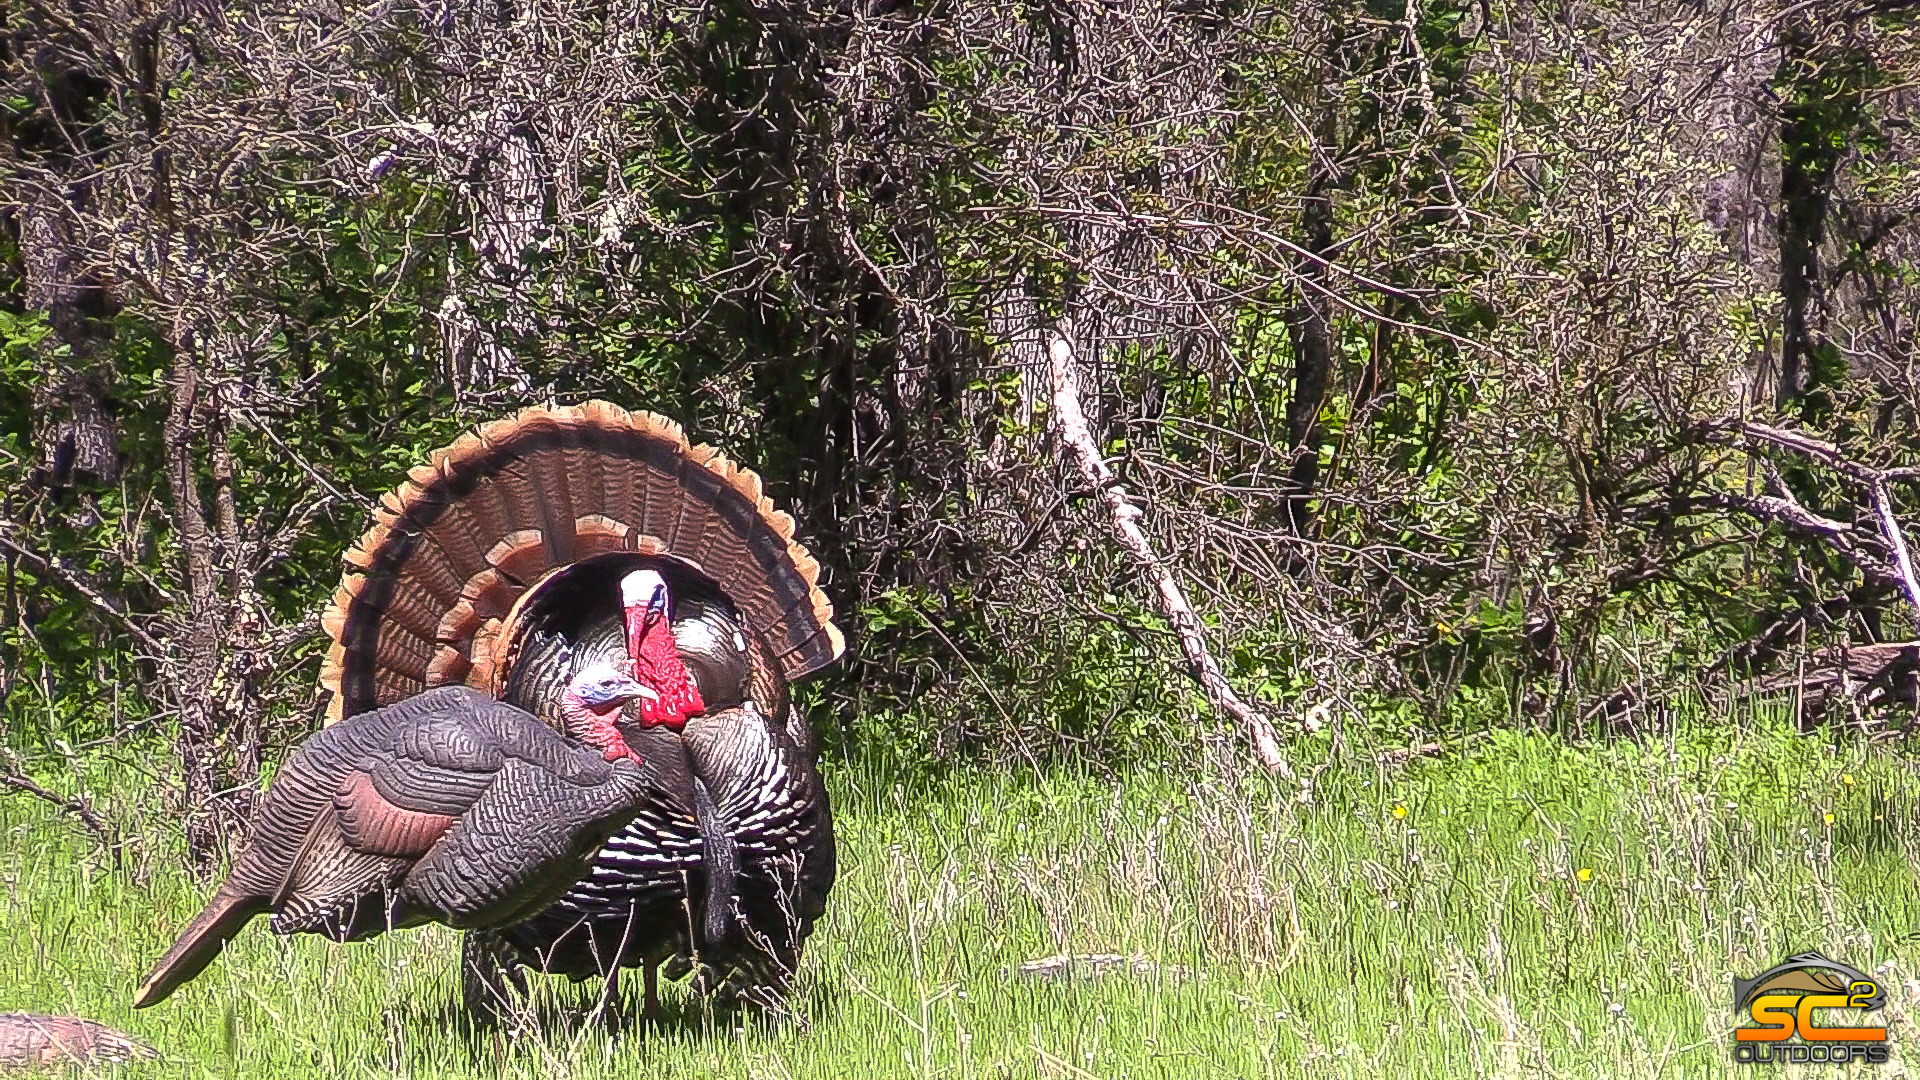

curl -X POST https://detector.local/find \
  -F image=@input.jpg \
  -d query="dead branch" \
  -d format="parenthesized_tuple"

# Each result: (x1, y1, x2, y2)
(1046, 327, 1293, 776)
(1699, 491, 1898, 580)
(1731, 420, 1878, 483)
(1752, 640, 1920, 720)
(1706, 420, 1920, 618)
(0, 755, 116, 851)
(0, 1012, 156, 1071)
(1870, 478, 1920, 616)
(1375, 742, 1449, 766)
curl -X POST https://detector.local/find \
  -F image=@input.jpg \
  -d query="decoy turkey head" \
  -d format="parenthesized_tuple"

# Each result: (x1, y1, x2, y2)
(621, 568, 707, 730)
(560, 660, 652, 763)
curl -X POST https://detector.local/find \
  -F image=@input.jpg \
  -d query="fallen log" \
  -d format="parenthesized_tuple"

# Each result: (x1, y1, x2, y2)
(1752, 641, 1920, 721)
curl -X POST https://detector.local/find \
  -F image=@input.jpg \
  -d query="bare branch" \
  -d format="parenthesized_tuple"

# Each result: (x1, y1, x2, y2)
(1870, 478, 1920, 616)
(1046, 326, 1293, 777)
(1728, 420, 1880, 483)
(1705, 419, 1920, 620)
(0, 532, 164, 656)
(0, 758, 115, 852)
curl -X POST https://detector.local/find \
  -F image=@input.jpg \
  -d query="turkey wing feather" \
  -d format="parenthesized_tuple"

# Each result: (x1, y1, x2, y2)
(331, 691, 633, 867)
(401, 756, 655, 927)
(333, 772, 461, 858)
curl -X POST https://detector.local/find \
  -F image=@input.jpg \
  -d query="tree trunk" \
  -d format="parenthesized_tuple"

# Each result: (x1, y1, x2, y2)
(160, 338, 227, 868)
(439, 110, 540, 398)
(1284, 107, 1339, 536)
(1774, 20, 1840, 417)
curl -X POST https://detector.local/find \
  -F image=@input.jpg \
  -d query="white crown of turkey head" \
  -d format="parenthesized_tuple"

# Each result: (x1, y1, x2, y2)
(558, 660, 651, 763)
(622, 568, 668, 612)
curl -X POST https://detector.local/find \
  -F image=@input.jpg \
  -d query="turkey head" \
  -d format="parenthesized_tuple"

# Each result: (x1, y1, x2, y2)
(622, 568, 706, 729)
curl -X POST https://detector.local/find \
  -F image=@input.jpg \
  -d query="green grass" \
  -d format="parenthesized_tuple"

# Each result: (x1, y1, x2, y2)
(9, 709, 1920, 1077)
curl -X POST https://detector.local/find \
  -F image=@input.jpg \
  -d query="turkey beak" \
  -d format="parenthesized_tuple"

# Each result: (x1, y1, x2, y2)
(612, 674, 654, 705)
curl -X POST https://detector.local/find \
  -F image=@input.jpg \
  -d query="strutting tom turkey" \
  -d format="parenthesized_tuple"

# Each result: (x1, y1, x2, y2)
(134, 667, 656, 1009)
(316, 402, 845, 1018)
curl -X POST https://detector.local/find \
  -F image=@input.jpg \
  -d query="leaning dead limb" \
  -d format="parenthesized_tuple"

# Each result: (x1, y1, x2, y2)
(1046, 328, 1293, 776)
(1707, 420, 1920, 619)
(1870, 475, 1920, 617)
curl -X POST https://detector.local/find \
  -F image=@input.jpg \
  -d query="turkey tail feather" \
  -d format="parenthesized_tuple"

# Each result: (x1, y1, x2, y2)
(320, 402, 844, 723)
(132, 886, 268, 1009)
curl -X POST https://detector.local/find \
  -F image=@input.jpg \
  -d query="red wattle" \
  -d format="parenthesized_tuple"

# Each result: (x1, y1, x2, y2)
(587, 718, 639, 763)
(631, 614, 705, 730)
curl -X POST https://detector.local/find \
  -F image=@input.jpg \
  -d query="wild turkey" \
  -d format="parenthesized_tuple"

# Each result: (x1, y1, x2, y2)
(314, 401, 845, 1020)
(133, 665, 657, 1009)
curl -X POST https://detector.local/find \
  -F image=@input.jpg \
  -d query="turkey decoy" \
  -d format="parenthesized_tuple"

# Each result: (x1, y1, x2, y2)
(133, 662, 655, 1008)
(315, 402, 845, 1020)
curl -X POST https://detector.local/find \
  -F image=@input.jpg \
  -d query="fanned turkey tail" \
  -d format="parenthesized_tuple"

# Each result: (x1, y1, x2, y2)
(133, 885, 268, 1008)
(317, 401, 843, 724)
